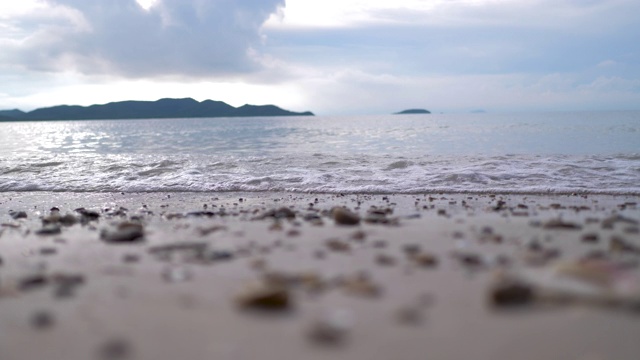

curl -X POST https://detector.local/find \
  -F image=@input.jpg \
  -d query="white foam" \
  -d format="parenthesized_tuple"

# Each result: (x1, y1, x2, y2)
(1, 153, 639, 195)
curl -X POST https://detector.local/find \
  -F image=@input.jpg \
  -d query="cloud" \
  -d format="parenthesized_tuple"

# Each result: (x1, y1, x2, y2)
(1, 0, 284, 78)
(288, 70, 640, 115)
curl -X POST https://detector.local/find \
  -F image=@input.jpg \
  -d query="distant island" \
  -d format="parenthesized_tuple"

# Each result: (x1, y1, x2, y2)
(0, 98, 314, 121)
(394, 109, 431, 115)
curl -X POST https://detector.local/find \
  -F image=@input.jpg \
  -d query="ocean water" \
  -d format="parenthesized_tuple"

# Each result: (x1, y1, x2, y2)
(1, 111, 639, 195)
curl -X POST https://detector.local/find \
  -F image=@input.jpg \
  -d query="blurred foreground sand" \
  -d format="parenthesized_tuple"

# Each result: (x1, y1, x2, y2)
(1, 192, 639, 360)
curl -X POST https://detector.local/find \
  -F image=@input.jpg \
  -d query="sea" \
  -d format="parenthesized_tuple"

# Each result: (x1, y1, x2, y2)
(1, 111, 639, 195)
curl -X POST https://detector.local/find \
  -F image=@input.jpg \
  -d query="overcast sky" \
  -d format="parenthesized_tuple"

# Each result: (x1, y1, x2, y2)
(1, 0, 639, 115)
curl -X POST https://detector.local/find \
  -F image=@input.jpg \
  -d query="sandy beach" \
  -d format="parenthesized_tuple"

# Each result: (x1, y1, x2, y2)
(1, 191, 639, 360)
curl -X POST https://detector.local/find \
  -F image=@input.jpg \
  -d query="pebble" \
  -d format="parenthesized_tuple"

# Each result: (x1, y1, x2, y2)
(261, 207, 296, 220)
(19, 274, 49, 291)
(308, 309, 353, 345)
(452, 251, 485, 269)
(208, 250, 234, 262)
(609, 236, 640, 254)
(9, 210, 27, 220)
(75, 208, 101, 220)
(542, 219, 582, 230)
(162, 266, 192, 283)
(489, 279, 534, 307)
(40, 247, 57, 256)
(351, 230, 367, 241)
(411, 253, 439, 268)
(601, 214, 638, 229)
(52, 273, 85, 298)
(325, 239, 351, 252)
(98, 338, 132, 360)
(396, 305, 424, 325)
(36, 224, 62, 235)
(249, 258, 267, 271)
(331, 207, 360, 225)
(43, 213, 78, 226)
(341, 273, 382, 298)
(581, 233, 599, 243)
(402, 244, 421, 256)
(100, 222, 144, 243)
(375, 253, 397, 266)
(122, 254, 140, 263)
(235, 282, 292, 311)
(30, 310, 55, 329)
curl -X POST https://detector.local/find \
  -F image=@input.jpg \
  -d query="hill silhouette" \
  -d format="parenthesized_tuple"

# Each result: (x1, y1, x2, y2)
(0, 98, 314, 121)
(394, 109, 431, 115)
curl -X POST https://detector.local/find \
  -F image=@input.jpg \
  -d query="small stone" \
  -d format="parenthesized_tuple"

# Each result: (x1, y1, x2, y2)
(331, 207, 360, 226)
(100, 222, 144, 243)
(411, 253, 439, 268)
(58, 214, 79, 226)
(235, 282, 292, 311)
(351, 230, 367, 241)
(197, 225, 227, 236)
(185, 210, 216, 217)
(372, 240, 387, 249)
(19, 274, 49, 291)
(249, 258, 267, 271)
(9, 211, 27, 220)
(602, 214, 639, 229)
(624, 226, 640, 234)
(36, 224, 62, 235)
(98, 338, 132, 360)
(543, 219, 582, 230)
(40, 247, 57, 256)
(452, 251, 484, 268)
(75, 208, 100, 220)
(308, 309, 353, 345)
(287, 229, 301, 237)
(581, 233, 599, 243)
(122, 254, 140, 263)
(260, 207, 296, 220)
(402, 244, 421, 256)
(30, 311, 54, 329)
(325, 239, 351, 252)
(375, 253, 396, 266)
(52, 273, 85, 298)
(610, 236, 640, 254)
(269, 222, 283, 231)
(209, 250, 234, 262)
(341, 273, 382, 298)
(396, 306, 424, 325)
(489, 280, 534, 307)
(162, 266, 192, 283)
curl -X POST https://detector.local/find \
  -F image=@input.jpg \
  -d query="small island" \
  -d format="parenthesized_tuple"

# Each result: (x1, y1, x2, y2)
(394, 109, 431, 115)
(0, 98, 314, 121)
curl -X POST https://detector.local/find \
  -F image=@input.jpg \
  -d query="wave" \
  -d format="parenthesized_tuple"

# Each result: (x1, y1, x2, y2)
(1, 153, 639, 195)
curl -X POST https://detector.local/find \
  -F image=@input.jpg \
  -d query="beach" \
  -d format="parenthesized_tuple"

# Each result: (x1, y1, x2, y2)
(2, 191, 639, 360)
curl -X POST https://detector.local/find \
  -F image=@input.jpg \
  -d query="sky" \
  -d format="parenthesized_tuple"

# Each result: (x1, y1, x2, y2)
(0, 0, 639, 115)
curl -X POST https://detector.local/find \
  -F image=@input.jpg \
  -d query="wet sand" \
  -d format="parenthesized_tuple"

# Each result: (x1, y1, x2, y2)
(1, 191, 639, 360)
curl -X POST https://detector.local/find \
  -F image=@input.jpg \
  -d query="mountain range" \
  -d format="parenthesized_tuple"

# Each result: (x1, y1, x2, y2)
(0, 98, 314, 121)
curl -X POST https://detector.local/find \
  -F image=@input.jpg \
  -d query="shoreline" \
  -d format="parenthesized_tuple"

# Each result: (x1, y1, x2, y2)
(1, 191, 639, 360)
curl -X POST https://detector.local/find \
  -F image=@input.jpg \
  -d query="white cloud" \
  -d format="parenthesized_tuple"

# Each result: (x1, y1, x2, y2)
(1, 0, 284, 78)
(265, 0, 640, 30)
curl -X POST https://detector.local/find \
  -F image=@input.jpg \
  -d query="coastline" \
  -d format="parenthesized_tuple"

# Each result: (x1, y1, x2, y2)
(1, 191, 639, 360)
